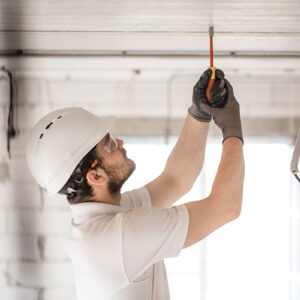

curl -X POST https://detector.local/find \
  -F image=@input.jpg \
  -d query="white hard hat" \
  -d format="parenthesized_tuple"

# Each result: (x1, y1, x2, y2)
(26, 107, 115, 196)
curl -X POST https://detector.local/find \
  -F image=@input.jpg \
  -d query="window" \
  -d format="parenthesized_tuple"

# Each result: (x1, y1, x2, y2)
(122, 139, 298, 300)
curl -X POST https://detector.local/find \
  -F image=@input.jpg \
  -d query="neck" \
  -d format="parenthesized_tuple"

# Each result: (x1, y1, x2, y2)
(93, 189, 121, 206)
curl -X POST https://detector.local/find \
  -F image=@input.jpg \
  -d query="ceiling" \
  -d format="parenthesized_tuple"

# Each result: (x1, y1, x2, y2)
(0, 0, 299, 138)
(0, 0, 299, 55)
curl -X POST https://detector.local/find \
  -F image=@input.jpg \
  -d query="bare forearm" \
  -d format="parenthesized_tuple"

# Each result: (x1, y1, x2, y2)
(210, 137, 245, 212)
(164, 114, 210, 192)
(145, 114, 209, 208)
(181, 137, 244, 248)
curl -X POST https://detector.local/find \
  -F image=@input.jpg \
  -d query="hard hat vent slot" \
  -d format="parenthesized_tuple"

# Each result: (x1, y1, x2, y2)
(57, 116, 62, 119)
(39, 134, 43, 139)
(45, 122, 53, 129)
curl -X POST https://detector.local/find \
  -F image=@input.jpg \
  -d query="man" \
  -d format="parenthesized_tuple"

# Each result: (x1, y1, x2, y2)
(26, 69, 245, 300)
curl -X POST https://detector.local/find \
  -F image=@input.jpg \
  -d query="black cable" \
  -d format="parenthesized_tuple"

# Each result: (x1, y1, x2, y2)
(2, 66, 17, 158)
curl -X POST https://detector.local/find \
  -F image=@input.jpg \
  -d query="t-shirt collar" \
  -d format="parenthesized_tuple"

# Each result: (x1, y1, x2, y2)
(69, 198, 129, 221)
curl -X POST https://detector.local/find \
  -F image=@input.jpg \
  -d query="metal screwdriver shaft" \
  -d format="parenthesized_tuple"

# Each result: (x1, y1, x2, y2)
(209, 26, 214, 67)
(206, 26, 216, 101)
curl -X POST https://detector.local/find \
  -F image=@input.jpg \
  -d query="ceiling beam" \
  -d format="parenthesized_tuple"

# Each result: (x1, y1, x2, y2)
(0, 32, 300, 54)
(1, 56, 300, 76)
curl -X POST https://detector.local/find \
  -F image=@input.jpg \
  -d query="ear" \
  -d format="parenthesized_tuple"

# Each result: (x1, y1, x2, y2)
(86, 168, 107, 187)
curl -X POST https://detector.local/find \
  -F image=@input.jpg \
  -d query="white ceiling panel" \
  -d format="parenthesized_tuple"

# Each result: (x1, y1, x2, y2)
(1, 32, 300, 54)
(0, 0, 299, 32)
(0, 0, 299, 54)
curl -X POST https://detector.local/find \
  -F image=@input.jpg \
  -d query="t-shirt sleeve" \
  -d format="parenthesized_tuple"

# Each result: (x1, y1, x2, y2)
(122, 203, 189, 282)
(121, 186, 152, 209)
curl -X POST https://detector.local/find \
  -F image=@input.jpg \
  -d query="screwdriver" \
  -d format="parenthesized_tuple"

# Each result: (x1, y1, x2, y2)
(206, 26, 217, 101)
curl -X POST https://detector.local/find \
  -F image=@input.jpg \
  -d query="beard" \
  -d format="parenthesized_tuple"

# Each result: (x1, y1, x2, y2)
(105, 158, 136, 195)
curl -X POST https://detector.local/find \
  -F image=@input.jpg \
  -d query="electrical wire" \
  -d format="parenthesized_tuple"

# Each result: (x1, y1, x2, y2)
(1, 66, 17, 158)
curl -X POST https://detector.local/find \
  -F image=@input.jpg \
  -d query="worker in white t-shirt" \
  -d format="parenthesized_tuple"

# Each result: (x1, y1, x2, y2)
(26, 69, 244, 300)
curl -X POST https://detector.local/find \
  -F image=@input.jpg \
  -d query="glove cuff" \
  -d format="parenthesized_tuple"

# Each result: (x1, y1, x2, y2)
(188, 105, 212, 123)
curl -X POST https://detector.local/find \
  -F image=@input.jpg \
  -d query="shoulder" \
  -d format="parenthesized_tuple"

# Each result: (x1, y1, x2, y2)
(121, 186, 152, 209)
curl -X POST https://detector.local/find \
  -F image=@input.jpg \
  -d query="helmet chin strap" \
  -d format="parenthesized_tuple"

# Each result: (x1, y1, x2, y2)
(67, 187, 77, 198)
(66, 151, 99, 198)
(67, 168, 84, 198)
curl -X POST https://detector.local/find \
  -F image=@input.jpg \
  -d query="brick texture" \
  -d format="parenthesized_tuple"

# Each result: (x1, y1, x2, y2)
(9, 262, 74, 287)
(0, 263, 7, 286)
(8, 211, 71, 234)
(0, 287, 38, 300)
(0, 182, 41, 208)
(0, 236, 40, 261)
(43, 288, 77, 300)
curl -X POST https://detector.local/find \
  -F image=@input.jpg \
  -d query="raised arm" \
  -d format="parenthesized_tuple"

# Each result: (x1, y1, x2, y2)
(146, 69, 226, 208)
(181, 77, 245, 248)
(183, 137, 244, 248)
(145, 115, 209, 209)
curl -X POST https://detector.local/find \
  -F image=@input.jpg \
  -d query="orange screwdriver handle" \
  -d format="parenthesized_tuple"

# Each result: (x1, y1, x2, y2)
(206, 67, 216, 101)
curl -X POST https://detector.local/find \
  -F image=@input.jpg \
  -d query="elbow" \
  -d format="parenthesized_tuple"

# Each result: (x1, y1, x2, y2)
(225, 202, 241, 223)
(163, 172, 194, 197)
(174, 181, 194, 199)
(231, 203, 242, 220)
(212, 191, 242, 221)
(180, 181, 194, 195)
(212, 186, 244, 221)
(231, 195, 243, 220)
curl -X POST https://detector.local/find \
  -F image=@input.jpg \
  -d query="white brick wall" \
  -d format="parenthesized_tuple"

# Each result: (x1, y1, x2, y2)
(0, 79, 76, 299)
(0, 236, 40, 261)
(43, 288, 77, 300)
(0, 182, 41, 208)
(0, 60, 299, 300)
(0, 263, 7, 286)
(0, 287, 38, 300)
(8, 211, 71, 235)
(0, 212, 7, 233)
(8, 157, 36, 183)
(16, 105, 53, 132)
(9, 132, 31, 158)
(9, 262, 74, 287)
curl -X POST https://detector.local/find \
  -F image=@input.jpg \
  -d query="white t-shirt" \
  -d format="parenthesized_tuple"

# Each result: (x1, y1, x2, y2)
(66, 186, 189, 300)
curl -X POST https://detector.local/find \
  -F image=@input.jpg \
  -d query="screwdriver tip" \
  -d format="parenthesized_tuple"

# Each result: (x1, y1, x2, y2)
(209, 26, 214, 37)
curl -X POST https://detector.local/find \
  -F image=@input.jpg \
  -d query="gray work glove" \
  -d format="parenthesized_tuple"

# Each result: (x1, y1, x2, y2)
(199, 79, 244, 144)
(188, 69, 227, 122)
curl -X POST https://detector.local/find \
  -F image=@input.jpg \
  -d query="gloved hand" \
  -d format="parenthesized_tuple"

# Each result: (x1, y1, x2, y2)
(199, 79, 244, 144)
(188, 68, 227, 122)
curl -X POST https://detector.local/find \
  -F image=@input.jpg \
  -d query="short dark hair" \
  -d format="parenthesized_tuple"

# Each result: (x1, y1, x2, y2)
(58, 146, 103, 204)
